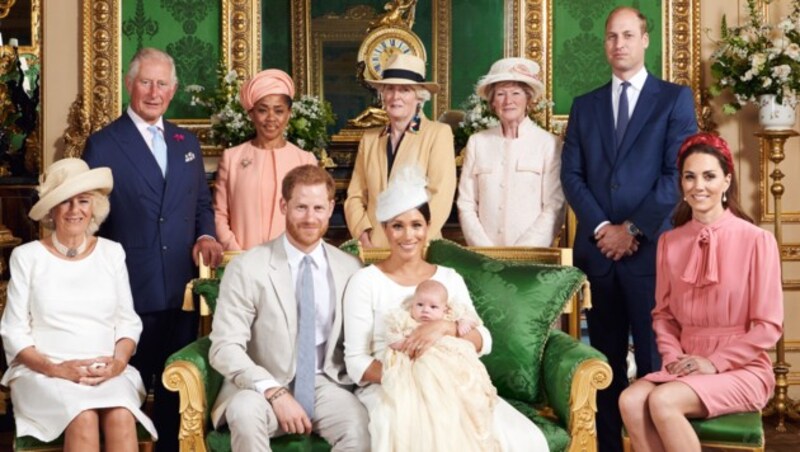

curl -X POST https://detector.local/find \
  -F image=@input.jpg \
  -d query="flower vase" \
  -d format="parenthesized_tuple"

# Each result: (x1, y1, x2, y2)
(758, 95, 797, 130)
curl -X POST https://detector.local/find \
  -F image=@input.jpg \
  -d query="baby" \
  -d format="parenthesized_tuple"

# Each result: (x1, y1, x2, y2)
(388, 279, 479, 347)
(373, 279, 500, 452)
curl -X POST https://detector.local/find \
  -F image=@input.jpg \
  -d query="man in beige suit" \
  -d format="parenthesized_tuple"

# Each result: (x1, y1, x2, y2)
(209, 165, 369, 451)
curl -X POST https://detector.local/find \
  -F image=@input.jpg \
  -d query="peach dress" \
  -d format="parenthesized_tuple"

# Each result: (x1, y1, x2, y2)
(643, 210, 783, 417)
(214, 141, 316, 250)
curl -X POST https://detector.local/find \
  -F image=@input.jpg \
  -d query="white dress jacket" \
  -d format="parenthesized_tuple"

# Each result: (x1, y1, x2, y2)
(457, 117, 566, 247)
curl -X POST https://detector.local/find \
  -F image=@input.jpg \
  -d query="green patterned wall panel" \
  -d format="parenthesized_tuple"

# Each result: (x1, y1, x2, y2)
(451, 0, 505, 110)
(262, 0, 291, 72)
(552, 0, 662, 115)
(121, 0, 221, 119)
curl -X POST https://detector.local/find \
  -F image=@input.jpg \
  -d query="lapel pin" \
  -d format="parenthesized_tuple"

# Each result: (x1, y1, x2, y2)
(185, 152, 196, 162)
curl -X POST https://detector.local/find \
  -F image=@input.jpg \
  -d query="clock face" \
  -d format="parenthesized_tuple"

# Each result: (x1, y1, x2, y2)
(358, 28, 426, 81)
(368, 38, 413, 79)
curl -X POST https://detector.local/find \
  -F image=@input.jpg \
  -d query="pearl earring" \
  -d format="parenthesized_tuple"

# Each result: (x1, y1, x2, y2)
(723, 191, 727, 203)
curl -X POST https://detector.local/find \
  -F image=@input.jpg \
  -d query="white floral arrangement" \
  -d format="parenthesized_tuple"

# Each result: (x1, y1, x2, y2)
(186, 67, 336, 165)
(710, 0, 800, 113)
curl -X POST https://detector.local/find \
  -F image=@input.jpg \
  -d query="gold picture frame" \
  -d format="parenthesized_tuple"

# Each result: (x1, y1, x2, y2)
(522, 0, 701, 129)
(0, 0, 42, 174)
(66, 0, 260, 158)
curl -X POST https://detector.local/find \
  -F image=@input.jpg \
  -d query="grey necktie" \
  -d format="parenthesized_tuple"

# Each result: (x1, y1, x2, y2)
(147, 125, 168, 177)
(616, 81, 631, 149)
(295, 255, 316, 418)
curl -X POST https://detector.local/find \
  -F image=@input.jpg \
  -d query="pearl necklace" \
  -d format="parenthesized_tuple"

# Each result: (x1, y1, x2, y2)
(51, 233, 88, 258)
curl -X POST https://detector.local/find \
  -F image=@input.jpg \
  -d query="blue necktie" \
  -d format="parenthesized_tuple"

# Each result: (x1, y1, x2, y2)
(147, 125, 168, 177)
(295, 255, 316, 419)
(616, 81, 631, 149)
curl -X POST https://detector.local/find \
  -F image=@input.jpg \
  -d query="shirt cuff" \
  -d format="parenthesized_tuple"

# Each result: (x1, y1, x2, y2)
(594, 221, 611, 235)
(196, 235, 216, 242)
(254, 378, 282, 396)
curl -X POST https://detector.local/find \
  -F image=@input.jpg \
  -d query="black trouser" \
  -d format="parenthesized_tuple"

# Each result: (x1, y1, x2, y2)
(586, 265, 661, 452)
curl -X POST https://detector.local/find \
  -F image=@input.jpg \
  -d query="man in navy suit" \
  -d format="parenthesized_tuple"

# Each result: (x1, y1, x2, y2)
(83, 47, 223, 451)
(561, 7, 696, 452)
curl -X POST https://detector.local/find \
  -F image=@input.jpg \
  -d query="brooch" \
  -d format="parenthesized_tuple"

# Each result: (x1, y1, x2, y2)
(241, 158, 252, 168)
(173, 133, 185, 142)
(185, 152, 196, 162)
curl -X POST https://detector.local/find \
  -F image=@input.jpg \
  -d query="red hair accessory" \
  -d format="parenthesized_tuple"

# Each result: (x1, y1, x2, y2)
(678, 132, 734, 173)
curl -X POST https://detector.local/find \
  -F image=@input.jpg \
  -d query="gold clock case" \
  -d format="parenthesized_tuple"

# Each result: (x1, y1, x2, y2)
(357, 26, 426, 81)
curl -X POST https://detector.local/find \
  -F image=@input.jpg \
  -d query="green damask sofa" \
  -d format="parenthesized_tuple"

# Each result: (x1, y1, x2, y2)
(163, 240, 611, 452)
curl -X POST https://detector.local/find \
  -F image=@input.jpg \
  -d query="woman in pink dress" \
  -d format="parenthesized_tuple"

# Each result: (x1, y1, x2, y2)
(214, 69, 317, 250)
(619, 132, 783, 452)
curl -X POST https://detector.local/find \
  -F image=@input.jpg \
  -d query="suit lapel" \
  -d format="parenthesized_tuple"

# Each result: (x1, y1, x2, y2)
(268, 238, 298, 345)
(114, 115, 165, 195)
(593, 84, 616, 163)
(163, 122, 188, 203)
(617, 74, 660, 163)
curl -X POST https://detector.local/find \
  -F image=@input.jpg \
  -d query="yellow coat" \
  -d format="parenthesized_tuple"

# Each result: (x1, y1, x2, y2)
(344, 116, 456, 247)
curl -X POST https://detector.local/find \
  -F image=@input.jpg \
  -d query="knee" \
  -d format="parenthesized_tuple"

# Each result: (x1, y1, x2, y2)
(619, 383, 652, 423)
(225, 391, 271, 431)
(647, 386, 680, 423)
(341, 405, 370, 450)
(101, 407, 136, 432)
(68, 410, 100, 437)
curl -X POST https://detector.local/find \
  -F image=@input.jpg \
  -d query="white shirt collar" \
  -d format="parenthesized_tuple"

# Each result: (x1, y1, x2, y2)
(282, 234, 326, 268)
(127, 106, 165, 132)
(612, 67, 648, 93)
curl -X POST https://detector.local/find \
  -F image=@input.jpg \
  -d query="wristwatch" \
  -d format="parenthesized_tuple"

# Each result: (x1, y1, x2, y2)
(624, 221, 641, 237)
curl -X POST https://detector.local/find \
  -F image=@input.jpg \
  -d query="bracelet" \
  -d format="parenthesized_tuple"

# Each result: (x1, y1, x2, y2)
(267, 387, 288, 404)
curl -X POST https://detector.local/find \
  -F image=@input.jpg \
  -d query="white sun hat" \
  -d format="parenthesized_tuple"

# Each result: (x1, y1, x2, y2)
(29, 158, 113, 221)
(475, 57, 545, 100)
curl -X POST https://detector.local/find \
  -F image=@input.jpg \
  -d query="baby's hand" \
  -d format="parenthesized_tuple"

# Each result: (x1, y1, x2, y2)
(389, 340, 405, 350)
(456, 318, 477, 337)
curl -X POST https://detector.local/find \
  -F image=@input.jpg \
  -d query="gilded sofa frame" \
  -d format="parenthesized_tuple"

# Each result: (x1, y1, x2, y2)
(165, 245, 610, 452)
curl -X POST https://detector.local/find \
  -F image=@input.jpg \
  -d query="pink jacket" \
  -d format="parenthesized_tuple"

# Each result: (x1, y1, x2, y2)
(214, 141, 317, 250)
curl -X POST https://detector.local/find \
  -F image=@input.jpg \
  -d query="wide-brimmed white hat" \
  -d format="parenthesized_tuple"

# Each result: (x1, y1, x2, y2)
(367, 53, 439, 94)
(476, 57, 545, 100)
(376, 165, 429, 222)
(29, 158, 113, 221)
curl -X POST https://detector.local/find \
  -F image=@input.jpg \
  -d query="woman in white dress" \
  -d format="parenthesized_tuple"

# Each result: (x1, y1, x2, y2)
(0, 158, 157, 451)
(343, 166, 549, 451)
(457, 57, 565, 247)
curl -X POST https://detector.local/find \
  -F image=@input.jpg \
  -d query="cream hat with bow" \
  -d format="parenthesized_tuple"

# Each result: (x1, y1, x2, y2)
(476, 57, 545, 100)
(367, 53, 439, 94)
(29, 158, 113, 221)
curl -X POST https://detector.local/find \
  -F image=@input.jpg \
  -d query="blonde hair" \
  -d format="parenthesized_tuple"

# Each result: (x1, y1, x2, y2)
(41, 190, 110, 236)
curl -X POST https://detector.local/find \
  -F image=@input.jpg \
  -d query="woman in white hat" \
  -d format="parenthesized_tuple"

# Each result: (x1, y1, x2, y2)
(344, 53, 456, 248)
(457, 57, 566, 247)
(0, 158, 157, 449)
(344, 166, 549, 451)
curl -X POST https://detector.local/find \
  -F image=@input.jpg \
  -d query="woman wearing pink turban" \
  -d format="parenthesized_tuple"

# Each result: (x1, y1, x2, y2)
(214, 69, 317, 250)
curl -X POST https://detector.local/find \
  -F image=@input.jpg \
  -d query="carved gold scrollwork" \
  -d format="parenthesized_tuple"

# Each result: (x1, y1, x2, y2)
(0, 0, 16, 19)
(568, 358, 612, 452)
(68, 1, 259, 157)
(163, 361, 208, 452)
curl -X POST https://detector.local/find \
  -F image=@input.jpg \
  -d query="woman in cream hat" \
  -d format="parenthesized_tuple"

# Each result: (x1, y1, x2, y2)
(344, 53, 456, 248)
(0, 158, 157, 448)
(343, 166, 549, 451)
(214, 68, 317, 250)
(457, 57, 566, 247)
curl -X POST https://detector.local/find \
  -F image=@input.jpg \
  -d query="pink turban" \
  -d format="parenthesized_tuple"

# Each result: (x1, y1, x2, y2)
(238, 69, 295, 111)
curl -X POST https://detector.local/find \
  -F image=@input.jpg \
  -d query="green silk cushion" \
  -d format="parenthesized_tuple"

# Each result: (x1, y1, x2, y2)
(505, 398, 570, 452)
(689, 411, 764, 446)
(206, 428, 331, 452)
(425, 239, 587, 404)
